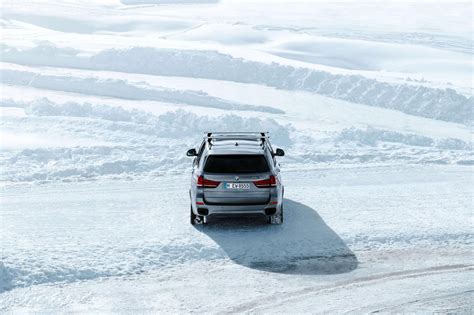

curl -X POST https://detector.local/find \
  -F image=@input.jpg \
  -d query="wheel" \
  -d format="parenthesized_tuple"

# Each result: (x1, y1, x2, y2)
(281, 204, 284, 223)
(269, 204, 283, 225)
(190, 204, 196, 225)
(190, 204, 205, 225)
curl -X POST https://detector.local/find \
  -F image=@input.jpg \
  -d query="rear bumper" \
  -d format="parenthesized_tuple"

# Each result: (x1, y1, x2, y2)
(190, 186, 283, 216)
(194, 202, 281, 216)
(203, 204, 278, 216)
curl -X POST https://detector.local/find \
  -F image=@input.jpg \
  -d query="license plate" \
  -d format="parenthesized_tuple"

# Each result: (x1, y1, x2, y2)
(225, 183, 250, 190)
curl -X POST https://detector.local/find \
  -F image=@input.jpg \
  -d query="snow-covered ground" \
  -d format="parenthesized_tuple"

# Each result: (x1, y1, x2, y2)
(1, 167, 473, 312)
(1, 0, 473, 312)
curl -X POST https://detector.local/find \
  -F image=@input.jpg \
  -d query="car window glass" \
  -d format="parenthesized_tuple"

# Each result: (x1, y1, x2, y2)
(204, 155, 269, 174)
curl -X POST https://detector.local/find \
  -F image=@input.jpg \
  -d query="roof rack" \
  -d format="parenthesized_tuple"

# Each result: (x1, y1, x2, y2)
(205, 132, 269, 148)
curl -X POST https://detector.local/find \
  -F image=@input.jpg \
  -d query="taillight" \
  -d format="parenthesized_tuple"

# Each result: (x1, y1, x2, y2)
(197, 175, 220, 188)
(253, 175, 277, 188)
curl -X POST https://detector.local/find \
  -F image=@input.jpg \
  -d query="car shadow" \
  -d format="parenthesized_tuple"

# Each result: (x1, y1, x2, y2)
(194, 199, 358, 275)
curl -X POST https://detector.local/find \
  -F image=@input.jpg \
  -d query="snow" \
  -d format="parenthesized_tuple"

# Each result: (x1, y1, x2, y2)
(266, 35, 472, 74)
(337, 127, 470, 150)
(2, 44, 472, 123)
(0, 0, 473, 312)
(1, 167, 472, 312)
(0, 64, 284, 114)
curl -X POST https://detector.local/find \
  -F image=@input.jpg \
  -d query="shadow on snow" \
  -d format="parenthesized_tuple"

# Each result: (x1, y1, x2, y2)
(195, 199, 358, 275)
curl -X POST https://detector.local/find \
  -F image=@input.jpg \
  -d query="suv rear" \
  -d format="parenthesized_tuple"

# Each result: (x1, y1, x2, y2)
(187, 132, 285, 225)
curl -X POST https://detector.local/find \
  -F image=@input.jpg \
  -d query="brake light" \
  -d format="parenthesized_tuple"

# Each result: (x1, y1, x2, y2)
(253, 175, 277, 188)
(197, 175, 220, 188)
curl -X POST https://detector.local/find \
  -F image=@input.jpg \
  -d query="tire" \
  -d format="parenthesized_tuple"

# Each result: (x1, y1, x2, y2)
(190, 204, 197, 225)
(190, 205, 205, 225)
(269, 204, 283, 225)
(281, 204, 284, 223)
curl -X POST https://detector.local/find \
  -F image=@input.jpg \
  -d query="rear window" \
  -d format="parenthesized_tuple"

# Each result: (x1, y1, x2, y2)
(204, 155, 269, 174)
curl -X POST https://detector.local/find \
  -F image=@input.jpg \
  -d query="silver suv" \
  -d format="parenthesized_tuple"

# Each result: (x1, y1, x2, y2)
(187, 132, 285, 225)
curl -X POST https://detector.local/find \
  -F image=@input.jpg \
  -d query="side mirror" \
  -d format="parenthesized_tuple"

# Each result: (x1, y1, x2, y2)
(186, 148, 198, 157)
(275, 148, 285, 157)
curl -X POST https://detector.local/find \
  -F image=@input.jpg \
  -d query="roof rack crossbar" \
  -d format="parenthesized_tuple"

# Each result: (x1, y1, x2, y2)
(206, 132, 268, 134)
(205, 132, 269, 149)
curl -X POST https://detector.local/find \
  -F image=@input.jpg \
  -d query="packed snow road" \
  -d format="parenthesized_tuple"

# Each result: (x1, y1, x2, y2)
(1, 165, 472, 313)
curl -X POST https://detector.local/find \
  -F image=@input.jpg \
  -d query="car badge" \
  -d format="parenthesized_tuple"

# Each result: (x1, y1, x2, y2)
(235, 176, 239, 181)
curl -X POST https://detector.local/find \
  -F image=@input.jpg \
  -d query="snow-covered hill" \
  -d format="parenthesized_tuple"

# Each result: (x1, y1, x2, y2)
(1, 0, 472, 312)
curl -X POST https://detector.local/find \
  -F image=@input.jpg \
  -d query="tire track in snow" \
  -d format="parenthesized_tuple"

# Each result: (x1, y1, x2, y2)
(365, 290, 474, 314)
(226, 264, 474, 313)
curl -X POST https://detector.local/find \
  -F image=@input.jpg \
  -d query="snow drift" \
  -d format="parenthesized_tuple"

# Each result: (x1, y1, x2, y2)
(0, 98, 291, 182)
(1, 68, 284, 114)
(337, 127, 471, 151)
(3, 97, 471, 184)
(2, 43, 472, 124)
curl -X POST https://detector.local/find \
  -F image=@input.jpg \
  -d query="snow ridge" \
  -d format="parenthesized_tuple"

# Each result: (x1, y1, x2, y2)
(2, 43, 471, 124)
(0, 68, 284, 114)
(8, 98, 291, 142)
(1, 98, 291, 182)
(337, 127, 471, 151)
(2, 98, 472, 183)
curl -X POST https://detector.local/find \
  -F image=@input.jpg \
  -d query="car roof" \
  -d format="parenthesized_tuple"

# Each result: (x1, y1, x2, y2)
(206, 139, 267, 155)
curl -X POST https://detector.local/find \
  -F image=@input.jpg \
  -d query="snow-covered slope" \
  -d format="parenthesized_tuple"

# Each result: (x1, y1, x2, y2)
(0, 0, 472, 312)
